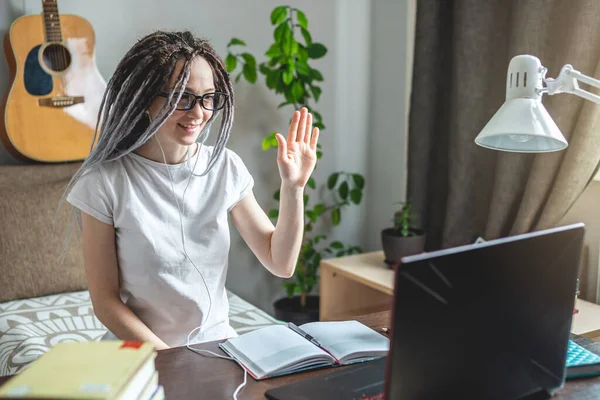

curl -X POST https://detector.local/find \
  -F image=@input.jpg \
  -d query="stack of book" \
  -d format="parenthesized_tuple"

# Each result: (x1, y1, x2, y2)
(0, 341, 163, 399)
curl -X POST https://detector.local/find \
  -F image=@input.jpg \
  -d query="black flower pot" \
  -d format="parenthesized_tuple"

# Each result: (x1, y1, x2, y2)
(381, 228, 426, 268)
(274, 295, 320, 325)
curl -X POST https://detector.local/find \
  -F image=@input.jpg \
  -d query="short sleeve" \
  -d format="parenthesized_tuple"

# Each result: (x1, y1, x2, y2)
(66, 167, 114, 225)
(226, 149, 254, 212)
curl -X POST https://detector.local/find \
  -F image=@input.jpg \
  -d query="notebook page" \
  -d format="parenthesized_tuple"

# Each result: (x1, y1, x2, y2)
(221, 325, 333, 378)
(300, 320, 389, 363)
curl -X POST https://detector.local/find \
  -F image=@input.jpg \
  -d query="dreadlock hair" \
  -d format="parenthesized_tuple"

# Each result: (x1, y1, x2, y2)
(59, 30, 234, 257)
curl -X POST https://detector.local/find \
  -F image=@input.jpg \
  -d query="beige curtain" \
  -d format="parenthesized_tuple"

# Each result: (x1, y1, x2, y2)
(408, 0, 600, 250)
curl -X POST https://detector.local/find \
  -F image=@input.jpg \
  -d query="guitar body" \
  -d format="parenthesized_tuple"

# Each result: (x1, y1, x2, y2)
(1, 14, 106, 162)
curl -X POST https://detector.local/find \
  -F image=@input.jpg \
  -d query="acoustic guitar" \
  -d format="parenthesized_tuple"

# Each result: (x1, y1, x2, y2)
(0, 0, 106, 162)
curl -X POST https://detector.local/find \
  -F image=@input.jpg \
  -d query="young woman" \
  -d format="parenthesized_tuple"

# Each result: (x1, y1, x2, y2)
(66, 30, 319, 350)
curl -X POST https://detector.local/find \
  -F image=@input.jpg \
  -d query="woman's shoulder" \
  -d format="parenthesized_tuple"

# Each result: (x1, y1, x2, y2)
(198, 145, 246, 171)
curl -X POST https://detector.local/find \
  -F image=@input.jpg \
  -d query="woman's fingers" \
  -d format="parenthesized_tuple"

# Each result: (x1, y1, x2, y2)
(310, 127, 319, 150)
(304, 112, 313, 144)
(287, 111, 300, 144)
(296, 108, 308, 143)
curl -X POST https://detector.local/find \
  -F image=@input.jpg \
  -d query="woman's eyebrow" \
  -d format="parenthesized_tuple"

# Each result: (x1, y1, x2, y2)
(184, 87, 216, 94)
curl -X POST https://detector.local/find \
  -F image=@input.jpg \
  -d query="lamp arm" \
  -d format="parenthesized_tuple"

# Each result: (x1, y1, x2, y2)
(544, 64, 600, 104)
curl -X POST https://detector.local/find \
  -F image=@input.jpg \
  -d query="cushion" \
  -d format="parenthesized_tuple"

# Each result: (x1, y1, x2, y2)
(0, 163, 85, 302)
(0, 289, 282, 376)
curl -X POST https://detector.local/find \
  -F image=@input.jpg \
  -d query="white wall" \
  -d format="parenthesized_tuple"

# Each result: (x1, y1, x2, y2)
(0, 0, 413, 314)
(365, 0, 415, 251)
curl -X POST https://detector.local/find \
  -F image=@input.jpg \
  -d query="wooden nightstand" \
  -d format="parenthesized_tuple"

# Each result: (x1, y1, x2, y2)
(319, 251, 600, 339)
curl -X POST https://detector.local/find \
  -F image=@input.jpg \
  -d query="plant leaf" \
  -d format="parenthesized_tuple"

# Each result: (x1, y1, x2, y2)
(225, 54, 237, 73)
(296, 61, 310, 77)
(297, 45, 309, 62)
(259, 64, 271, 76)
(265, 44, 281, 59)
(307, 177, 316, 189)
(266, 70, 279, 89)
(350, 188, 362, 204)
(308, 43, 327, 59)
(296, 10, 308, 29)
(270, 6, 288, 25)
(300, 27, 312, 46)
(274, 22, 288, 42)
(241, 53, 256, 69)
(339, 181, 349, 200)
(262, 136, 272, 150)
(243, 63, 257, 83)
(327, 173, 339, 189)
(311, 85, 322, 102)
(352, 174, 365, 189)
(284, 282, 295, 298)
(227, 38, 246, 47)
(283, 69, 294, 85)
(291, 80, 304, 100)
(311, 69, 324, 81)
(313, 203, 326, 215)
(273, 189, 280, 201)
(268, 209, 279, 219)
(331, 208, 341, 225)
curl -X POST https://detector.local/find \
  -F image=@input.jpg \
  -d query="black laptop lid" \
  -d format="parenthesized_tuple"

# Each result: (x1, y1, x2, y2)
(386, 223, 584, 400)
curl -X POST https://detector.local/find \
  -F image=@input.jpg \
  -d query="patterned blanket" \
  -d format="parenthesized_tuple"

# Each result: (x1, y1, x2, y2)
(0, 290, 282, 376)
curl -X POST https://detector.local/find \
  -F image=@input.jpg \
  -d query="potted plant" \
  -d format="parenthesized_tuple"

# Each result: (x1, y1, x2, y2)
(226, 6, 365, 325)
(381, 201, 426, 268)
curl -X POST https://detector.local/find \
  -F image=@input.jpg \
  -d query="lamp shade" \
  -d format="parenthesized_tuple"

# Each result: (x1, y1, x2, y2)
(474, 54, 568, 153)
(474, 98, 567, 152)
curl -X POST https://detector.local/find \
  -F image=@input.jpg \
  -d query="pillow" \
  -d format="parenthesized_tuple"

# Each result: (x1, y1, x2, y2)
(0, 163, 85, 302)
(0, 290, 106, 377)
(0, 289, 282, 377)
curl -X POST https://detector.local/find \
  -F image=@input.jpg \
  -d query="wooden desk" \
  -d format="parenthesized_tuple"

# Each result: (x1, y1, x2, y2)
(320, 251, 600, 339)
(0, 311, 599, 399)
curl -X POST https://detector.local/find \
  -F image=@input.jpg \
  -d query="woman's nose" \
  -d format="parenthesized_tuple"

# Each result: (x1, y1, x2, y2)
(188, 100, 206, 119)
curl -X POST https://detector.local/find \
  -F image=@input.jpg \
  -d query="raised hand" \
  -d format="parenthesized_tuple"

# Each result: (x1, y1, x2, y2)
(275, 107, 320, 189)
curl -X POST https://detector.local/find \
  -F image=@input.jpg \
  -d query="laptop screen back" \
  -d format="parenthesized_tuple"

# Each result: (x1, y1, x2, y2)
(386, 223, 584, 400)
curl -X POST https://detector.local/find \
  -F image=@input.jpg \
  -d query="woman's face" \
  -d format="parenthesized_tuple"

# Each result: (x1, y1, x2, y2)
(147, 56, 216, 149)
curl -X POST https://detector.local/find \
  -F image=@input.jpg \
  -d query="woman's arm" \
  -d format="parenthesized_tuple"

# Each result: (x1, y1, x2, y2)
(231, 185, 303, 278)
(231, 108, 319, 278)
(81, 211, 170, 350)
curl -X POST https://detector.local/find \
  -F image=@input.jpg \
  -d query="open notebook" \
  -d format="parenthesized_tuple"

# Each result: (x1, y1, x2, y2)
(219, 320, 389, 380)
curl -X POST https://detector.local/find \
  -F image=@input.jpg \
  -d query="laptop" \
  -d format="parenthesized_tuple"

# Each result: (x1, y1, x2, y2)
(264, 223, 584, 400)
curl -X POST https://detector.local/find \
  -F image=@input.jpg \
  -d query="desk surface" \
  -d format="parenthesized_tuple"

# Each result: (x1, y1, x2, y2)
(0, 311, 599, 399)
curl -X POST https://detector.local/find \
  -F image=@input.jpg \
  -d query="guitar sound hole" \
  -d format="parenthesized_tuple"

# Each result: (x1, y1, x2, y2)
(41, 43, 71, 73)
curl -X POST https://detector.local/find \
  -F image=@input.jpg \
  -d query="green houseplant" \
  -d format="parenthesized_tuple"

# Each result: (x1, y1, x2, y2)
(226, 6, 364, 323)
(381, 201, 425, 268)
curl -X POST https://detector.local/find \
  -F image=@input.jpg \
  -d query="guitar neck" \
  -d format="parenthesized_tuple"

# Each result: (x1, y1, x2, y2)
(41, 0, 63, 42)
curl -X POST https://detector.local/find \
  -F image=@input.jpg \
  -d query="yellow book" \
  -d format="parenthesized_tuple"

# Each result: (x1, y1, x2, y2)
(0, 341, 157, 400)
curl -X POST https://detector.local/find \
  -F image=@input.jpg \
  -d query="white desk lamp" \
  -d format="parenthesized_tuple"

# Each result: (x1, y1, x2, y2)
(475, 54, 600, 153)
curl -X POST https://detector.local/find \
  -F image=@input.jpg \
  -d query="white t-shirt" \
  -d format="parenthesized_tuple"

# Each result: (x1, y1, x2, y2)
(67, 145, 254, 347)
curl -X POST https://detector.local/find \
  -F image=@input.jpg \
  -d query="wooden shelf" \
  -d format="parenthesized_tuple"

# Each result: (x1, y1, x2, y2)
(320, 251, 394, 295)
(572, 299, 600, 340)
(320, 252, 600, 341)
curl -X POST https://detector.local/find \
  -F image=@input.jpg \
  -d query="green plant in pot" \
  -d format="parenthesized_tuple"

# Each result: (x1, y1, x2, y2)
(226, 6, 364, 324)
(381, 201, 426, 268)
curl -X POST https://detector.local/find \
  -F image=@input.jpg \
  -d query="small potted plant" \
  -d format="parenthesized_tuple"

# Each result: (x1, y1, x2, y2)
(381, 201, 425, 267)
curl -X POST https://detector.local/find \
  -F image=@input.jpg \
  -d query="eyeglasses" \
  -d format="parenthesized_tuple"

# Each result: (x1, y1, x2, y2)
(158, 91, 228, 111)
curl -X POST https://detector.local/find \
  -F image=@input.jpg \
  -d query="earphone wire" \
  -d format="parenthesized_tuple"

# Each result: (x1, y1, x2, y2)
(155, 137, 247, 399)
